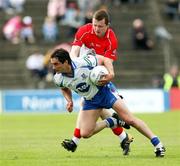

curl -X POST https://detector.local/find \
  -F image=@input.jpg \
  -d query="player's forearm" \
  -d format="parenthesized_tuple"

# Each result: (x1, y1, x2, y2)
(60, 88, 73, 102)
(70, 45, 81, 58)
(104, 58, 115, 80)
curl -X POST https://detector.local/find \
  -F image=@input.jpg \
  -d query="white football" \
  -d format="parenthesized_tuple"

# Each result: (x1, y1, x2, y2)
(89, 66, 109, 85)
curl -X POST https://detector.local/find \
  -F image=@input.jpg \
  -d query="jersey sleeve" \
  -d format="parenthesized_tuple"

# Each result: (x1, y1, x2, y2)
(53, 73, 64, 87)
(104, 30, 118, 60)
(72, 24, 89, 47)
(83, 54, 98, 67)
(74, 53, 98, 68)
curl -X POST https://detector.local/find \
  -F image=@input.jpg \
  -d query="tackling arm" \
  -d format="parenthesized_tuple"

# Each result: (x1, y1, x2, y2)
(98, 57, 115, 85)
(70, 45, 81, 58)
(104, 57, 115, 78)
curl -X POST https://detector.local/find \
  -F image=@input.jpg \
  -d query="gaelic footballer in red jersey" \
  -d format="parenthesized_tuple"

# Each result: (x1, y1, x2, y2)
(72, 23, 118, 61)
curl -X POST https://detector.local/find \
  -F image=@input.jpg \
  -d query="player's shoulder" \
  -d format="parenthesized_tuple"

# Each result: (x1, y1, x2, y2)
(53, 73, 63, 86)
(78, 23, 92, 33)
(72, 54, 97, 68)
(72, 57, 85, 67)
(107, 28, 117, 38)
(107, 28, 118, 45)
(71, 58, 82, 69)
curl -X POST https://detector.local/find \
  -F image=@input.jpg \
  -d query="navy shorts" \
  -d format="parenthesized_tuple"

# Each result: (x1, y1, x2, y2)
(82, 82, 120, 110)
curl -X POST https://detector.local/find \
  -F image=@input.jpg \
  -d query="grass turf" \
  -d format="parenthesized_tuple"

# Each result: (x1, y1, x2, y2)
(0, 111, 180, 166)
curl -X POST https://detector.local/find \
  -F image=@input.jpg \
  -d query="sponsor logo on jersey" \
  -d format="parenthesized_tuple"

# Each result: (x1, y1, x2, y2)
(76, 82, 90, 93)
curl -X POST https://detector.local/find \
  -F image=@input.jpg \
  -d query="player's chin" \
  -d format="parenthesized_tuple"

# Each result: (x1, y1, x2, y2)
(95, 32, 101, 37)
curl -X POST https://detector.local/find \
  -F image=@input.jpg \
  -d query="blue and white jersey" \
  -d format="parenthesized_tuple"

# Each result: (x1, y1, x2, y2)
(53, 54, 99, 100)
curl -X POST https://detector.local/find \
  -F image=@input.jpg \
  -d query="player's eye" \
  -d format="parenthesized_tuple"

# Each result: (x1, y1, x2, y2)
(53, 63, 59, 66)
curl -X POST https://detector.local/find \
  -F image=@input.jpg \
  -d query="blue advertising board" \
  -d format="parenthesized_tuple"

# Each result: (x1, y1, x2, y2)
(1, 89, 169, 113)
(0, 91, 2, 113)
(2, 89, 81, 113)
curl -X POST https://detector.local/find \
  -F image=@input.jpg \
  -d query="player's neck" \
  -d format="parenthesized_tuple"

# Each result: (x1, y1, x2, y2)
(65, 65, 73, 76)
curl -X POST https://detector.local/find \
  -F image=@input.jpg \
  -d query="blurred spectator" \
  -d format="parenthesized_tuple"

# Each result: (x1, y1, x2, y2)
(163, 64, 180, 91)
(155, 26, 172, 41)
(77, 0, 101, 24)
(2, 15, 22, 44)
(61, 2, 84, 37)
(2, 15, 35, 44)
(131, 18, 154, 50)
(42, 16, 59, 43)
(0, 0, 4, 9)
(20, 16, 35, 44)
(84, 10, 93, 24)
(26, 51, 48, 89)
(129, 0, 144, 3)
(77, 0, 100, 15)
(9, 0, 26, 13)
(47, 0, 66, 22)
(112, 0, 144, 6)
(77, 0, 90, 15)
(0, 0, 11, 12)
(0, 0, 26, 14)
(164, 0, 180, 20)
(151, 75, 163, 88)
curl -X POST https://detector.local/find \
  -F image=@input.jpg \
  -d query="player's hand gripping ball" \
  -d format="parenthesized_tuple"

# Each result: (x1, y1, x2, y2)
(89, 66, 108, 85)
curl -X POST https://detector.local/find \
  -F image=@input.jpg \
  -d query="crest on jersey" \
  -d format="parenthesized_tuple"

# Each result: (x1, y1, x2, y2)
(112, 49, 117, 55)
(81, 73, 88, 79)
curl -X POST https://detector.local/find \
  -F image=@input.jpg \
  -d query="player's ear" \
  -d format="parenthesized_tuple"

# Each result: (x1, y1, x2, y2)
(65, 59, 71, 65)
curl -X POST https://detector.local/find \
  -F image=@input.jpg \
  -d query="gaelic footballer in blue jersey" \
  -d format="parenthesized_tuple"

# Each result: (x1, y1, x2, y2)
(53, 48, 99, 100)
(50, 48, 165, 157)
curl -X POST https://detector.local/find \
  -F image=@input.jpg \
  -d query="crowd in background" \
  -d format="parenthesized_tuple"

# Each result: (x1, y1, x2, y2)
(0, 0, 180, 89)
(1, 0, 179, 45)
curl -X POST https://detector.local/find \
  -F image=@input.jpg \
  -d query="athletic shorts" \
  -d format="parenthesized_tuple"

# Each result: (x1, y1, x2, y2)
(82, 82, 120, 110)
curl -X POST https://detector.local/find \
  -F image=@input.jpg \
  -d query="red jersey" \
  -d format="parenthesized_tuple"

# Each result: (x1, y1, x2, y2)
(72, 23, 118, 60)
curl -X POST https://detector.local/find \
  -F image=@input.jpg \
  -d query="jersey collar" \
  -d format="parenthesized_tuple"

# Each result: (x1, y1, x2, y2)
(62, 61, 76, 78)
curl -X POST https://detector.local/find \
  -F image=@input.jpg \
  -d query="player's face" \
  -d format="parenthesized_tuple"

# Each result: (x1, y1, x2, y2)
(92, 18, 108, 38)
(50, 57, 66, 73)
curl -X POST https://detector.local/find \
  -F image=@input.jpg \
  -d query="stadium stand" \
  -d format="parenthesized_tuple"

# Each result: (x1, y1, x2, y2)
(0, 0, 179, 89)
(109, 1, 166, 88)
(156, 0, 180, 68)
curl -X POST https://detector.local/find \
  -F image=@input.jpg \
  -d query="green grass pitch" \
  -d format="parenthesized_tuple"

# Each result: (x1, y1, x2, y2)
(0, 111, 180, 166)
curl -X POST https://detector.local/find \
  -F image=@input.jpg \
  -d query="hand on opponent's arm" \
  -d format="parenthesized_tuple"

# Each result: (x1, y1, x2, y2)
(98, 57, 115, 86)
(97, 74, 113, 86)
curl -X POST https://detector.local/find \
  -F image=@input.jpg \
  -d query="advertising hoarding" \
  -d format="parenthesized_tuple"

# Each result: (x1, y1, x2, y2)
(2, 90, 80, 113)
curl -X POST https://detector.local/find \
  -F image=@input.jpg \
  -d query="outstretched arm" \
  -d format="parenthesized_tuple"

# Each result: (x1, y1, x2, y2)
(60, 87, 73, 113)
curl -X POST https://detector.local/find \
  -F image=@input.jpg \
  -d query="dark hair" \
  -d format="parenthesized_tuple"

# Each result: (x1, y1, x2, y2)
(51, 48, 71, 64)
(93, 9, 109, 25)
